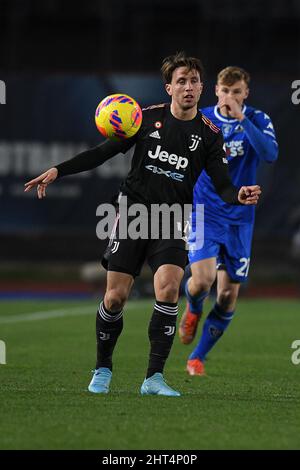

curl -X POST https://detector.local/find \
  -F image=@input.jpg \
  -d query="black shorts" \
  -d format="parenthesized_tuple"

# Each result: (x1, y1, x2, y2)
(101, 215, 188, 277)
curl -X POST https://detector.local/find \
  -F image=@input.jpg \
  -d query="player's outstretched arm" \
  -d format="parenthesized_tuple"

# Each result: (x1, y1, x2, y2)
(24, 168, 58, 199)
(24, 138, 136, 199)
(238, 185, 261, 205)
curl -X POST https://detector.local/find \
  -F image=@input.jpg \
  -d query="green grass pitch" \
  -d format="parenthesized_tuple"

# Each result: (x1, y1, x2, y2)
(0, 298, 300, 450)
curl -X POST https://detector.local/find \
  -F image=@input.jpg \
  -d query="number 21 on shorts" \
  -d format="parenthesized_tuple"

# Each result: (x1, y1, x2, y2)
(236, 257, 250, 277)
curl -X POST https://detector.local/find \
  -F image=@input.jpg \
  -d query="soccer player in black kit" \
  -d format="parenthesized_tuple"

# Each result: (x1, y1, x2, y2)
(25, 52, 261, 396)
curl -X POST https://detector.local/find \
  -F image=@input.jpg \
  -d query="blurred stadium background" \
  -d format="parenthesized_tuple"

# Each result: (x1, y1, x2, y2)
(0, 0, 300, 299)
(1, 0, 300, 451)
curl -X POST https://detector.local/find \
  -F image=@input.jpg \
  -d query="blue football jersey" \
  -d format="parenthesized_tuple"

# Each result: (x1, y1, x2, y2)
(193, 105, 278, 224)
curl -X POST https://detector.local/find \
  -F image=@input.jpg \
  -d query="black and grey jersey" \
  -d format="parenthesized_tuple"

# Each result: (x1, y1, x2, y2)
(56, 103, 239, 207)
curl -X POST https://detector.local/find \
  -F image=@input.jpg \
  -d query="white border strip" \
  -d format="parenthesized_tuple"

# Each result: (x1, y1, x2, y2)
(0, 302, 141, 324)
(0, 305, 95, 324)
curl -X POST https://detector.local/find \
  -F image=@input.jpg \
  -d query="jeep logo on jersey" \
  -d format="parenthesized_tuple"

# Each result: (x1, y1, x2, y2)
(148, 145, 188, 170)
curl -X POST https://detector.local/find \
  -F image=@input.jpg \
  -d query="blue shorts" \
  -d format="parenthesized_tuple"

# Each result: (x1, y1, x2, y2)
(188, 218, 254, 283)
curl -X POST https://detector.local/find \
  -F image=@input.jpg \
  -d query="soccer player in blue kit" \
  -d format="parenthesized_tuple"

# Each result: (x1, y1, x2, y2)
(179, 66, 278, 376)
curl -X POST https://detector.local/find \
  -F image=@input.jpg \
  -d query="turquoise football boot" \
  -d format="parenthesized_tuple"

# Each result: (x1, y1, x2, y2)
(140, 373, 181, 397)
(88, 367, 112, 394)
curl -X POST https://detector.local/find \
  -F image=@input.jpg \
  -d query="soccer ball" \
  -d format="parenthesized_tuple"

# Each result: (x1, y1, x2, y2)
(95, 94, 142, 141)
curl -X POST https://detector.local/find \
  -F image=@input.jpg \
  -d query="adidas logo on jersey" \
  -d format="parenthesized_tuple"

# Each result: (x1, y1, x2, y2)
(149, 130, 161, 139)
(148, 145, 188, 170)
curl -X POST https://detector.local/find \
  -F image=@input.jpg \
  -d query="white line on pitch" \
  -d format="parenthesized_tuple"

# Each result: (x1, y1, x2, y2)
(0, 302, 142, 324)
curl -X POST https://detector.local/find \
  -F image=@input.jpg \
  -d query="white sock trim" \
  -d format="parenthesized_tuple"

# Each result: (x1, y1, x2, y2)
(154, 303, 178, 316)
(98, 302, 123, 322)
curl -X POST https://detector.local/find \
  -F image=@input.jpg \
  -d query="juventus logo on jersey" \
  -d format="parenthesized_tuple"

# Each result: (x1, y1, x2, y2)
(111, 241, 120, 254)
(164, 326, 175, 336)
(189, 134, 202, 151)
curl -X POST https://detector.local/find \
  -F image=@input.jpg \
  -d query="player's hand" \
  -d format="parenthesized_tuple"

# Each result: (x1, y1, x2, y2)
(218, 96, 244, 121)
(24, 167, 58, 199)
(238, 185, 261, 205)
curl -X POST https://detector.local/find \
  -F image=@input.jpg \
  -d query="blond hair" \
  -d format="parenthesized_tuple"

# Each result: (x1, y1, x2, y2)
(217, 66, 250, 86)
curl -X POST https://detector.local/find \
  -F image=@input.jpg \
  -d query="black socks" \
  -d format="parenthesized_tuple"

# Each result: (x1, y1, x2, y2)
(146, 301, 178, 378)
(95, 300, 123, 370)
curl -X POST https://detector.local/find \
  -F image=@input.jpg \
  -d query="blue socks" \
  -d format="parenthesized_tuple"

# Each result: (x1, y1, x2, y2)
(185, 278, 208, 314)
(189, 303, 234, 361)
